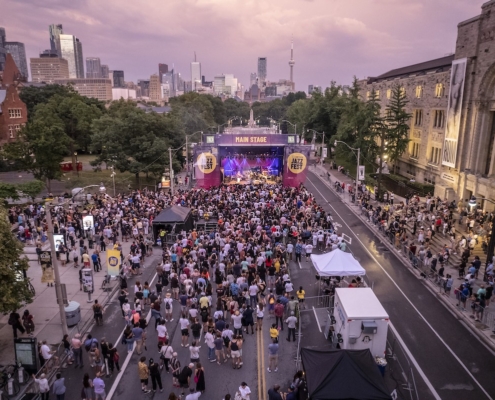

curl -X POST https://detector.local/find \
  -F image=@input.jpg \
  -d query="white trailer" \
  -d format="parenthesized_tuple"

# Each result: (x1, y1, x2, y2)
(333, 288, 389, 357)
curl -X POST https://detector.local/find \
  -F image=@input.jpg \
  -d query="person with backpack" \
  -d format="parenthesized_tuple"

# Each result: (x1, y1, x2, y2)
(267, 289, 276, 316)
(163, 292, 174, 322)
(84, 334, 99, 366)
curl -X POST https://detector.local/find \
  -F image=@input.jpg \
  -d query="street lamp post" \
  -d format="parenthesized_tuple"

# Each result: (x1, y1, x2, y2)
(280, 120, 297, 139)
(308, 129, 325, 158)
(185, 131, 203, 174)
(334, 140, 361, 203)
(169, 148, 174, 195)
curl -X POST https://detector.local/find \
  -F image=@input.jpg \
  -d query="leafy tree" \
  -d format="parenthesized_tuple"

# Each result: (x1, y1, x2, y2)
(285, 99, 311, 136)
(0, 183, 19, 200)
(2, 119, 69, 192)
(19, 84, 76, 119)
(91, 100, 184, 184)
(0, 203, 33, 313)
(385, 85, 412, 174)
(18, 181, 46, 201)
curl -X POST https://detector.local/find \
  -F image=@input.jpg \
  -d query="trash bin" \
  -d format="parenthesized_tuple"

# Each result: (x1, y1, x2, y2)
(65, 301, 81, 327)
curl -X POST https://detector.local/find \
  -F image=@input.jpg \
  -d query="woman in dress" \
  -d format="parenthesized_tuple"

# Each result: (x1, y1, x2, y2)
(194, 362, 206, 393)
(81, 373, 95, 400)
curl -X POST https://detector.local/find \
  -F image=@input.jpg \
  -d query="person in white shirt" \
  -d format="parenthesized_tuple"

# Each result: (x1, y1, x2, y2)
(159, 342, 174, 372)
(238, 382, 251, 400)
(305, 243, 313, 261)
(185, 388, 202, 400)
(163, 293, 174, 322)
(156, 321, 168, 344)
(204, 329, 216, 362)
(248, 284, 259, 307)
(285, 280, 294, 294)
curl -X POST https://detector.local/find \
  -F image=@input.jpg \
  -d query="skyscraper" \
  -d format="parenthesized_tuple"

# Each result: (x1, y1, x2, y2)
(100, 64, 109, 79)
(257, 58, 267, 87)
(0, 27, 6, 71)
(86, 57, 102, 78)
(59, 34, 84, 78)
(158, 63, 168, 83)
(149, 74, 162, 102)
(49, 24, 63, 56)
(250, 72, 258, 89)
(112, 70, 125, 88)
(5, 42, 28, 79)
(289, 41, 295, 91)
(191, 61, 201, 91)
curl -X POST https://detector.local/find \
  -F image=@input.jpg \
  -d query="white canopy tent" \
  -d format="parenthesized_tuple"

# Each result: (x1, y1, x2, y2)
(311, 249, 366, 277)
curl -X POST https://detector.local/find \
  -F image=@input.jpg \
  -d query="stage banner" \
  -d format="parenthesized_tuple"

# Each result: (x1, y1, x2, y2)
(193, 146, 221, 188)
(283, 146, 312, 187)
(107, 249, 121, 276)
(40, 251, 54, 284)
(216, 134, 293, 147)
(442, 58, 467, 168)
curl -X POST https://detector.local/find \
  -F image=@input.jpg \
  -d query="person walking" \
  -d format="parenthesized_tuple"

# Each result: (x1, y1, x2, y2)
(267, 338, 279, 373)
(159, 340, 174, 372)
(22, 309, 35, 336)
(72, 333, 83, 368)
(180, 313, 190, 347)
(237, 382, 251, 400)
(138, 356, 152, 394)
(132, 323, 144, 355)
(286, 311, 297, 342)
(170, 352, 181, 387)
(178, 363, 194, 394)
(267, 384, 284, 400)
(93, 372, 106, 400)
(274, 300, 284, 331)
(194, 362, 206, 393)
(52, 372, 66, 400)
(81, 373, 94, 400)
(149, 358, 163, 393)
(8, 311, 25, 338)
(204, 329, 216, 362)
(107, 343, 120, 374)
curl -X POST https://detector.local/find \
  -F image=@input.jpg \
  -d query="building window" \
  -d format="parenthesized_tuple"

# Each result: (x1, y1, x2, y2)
(410, 142, 420, 158)
(435, 83, 444, 98)
(400, 87, 406, 97)
(8, 109, 22, 118)
(366, 91, 370, 100)
(8, 125, 14, 138)
(433, 110, 445, 128)
(386, 89, 392, 99)
(375, 90, 380, 98)
(414, 109, 423, 126)
(415, 85, 423, 98)
(429, 146, 442, 165)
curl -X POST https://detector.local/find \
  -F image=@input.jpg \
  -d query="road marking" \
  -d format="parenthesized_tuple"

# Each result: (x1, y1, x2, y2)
(298, 260, 302, 269)
(107, 271, 158, 400)
(307, 177, 494, 400)
(257, 327, 262, 400)
(388, 322, 441, 400)
(313, 306, 322, 333)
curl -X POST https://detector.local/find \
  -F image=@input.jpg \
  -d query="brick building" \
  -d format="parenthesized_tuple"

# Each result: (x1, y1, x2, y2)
(359, 0, 495, 207)
(0, 53, 27, 146)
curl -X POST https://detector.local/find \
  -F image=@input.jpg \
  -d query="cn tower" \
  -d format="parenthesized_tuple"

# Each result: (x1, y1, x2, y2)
(289, 40, 295, 91)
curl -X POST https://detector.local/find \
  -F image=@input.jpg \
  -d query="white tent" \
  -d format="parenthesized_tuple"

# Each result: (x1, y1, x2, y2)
(311, 249, 366, 277)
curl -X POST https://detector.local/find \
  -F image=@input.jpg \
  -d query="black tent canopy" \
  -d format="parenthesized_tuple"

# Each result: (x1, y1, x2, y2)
(152, 206, 194, 239)
(301, 348, 392, 400)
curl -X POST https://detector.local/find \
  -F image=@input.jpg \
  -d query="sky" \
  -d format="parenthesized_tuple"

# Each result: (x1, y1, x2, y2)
(1, 0, 483, 92)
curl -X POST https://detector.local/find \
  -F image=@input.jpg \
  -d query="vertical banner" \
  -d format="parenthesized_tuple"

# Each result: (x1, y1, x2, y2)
(194, 146, 221, 188)
(83, 215, 94, 231)
(106, 249, 121, 276)
(40, 251, 54, 284)
(442, 58, 467, 167)
(283, 146, 311, 187)
(358, 165, 365, 181)
(322, 148, 328, 158)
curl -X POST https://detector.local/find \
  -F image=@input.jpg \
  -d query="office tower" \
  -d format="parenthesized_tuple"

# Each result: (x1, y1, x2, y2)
(214, 74, 237, 96)
(138, 79, 150, 97)
(49, 24, 63, 56)
(0, 27, 6, 71)
(112, 70, 125, 88)
(54, 78, 112, 101)
(59, 34, 84, 78)
(86, 57, 102, 78)
(289, 41, 295, 91)
(100, 64, 109, 79)
(5, 42, 28, 79)
(257, 58, 267, 87)
(250, 72, 257, 88)
(191, 61, 201, 91)
(149, 74, 161, 102)
(30, 55, 69, 83)
(158, 63, 168, 83)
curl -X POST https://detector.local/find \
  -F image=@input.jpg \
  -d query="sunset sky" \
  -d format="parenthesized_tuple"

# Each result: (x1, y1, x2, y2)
(1, 0, 483, 91)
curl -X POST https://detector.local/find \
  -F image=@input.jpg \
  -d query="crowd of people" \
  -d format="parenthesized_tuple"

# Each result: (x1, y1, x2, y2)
(8, 180, 352, 400)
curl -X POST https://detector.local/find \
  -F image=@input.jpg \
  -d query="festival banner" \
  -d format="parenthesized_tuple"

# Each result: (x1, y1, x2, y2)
(40, 251, 54, 284)
(283, 146, 312, 187)
(442, 58, 467, 168)
(193, 146, 221, 188)
(106, 249, 121, 276)
(215, 134, 295, 147)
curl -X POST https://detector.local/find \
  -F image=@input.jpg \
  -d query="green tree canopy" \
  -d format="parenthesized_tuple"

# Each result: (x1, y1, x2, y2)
(0, 203, 33, 313)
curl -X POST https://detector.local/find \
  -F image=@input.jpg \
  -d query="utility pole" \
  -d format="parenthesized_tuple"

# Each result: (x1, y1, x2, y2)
(45, 206, 69, 337)
(185, 135, 189, 174)
(169, 147, 174, 195)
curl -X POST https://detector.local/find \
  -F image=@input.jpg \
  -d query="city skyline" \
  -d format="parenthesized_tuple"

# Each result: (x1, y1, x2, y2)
(0, 0, 482, 90)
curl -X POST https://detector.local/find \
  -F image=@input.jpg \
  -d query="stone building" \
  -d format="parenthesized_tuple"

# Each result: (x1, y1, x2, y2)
(0, 54, 28, 146)
(30, 55, 70, 83)
(359, 0, 495, 208)
(54, 78, 112, 102)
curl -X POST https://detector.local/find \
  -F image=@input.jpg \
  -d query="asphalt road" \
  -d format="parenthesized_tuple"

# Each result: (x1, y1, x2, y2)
(304, 170, 495, 400)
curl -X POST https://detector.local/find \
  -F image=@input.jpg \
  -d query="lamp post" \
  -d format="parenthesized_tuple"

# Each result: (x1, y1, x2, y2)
(185, 131, 203, 174)
(308, 129, 325, 157)
(217, 119, 232, 133)
(280, 120, 297, 139)
(74, 152, 79, 177)
(334, 140, 361, 202)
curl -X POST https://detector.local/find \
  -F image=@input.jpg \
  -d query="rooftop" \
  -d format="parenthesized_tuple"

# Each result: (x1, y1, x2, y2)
(367, 55, 455, 84)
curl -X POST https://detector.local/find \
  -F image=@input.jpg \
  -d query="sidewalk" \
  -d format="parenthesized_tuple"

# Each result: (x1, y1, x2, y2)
(310, 163, 495, 349)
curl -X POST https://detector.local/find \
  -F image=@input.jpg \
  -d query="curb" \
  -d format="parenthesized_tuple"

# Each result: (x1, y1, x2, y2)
(309, 166, 495, 352)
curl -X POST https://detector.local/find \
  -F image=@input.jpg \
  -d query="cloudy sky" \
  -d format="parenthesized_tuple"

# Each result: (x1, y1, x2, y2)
(1, 0, 482, 91)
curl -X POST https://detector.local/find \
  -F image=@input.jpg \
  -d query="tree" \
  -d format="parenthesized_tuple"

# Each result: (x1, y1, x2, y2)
(2, 119, 69, 192)
(0, 203, 33, 313)
(19, 84, 77, 119)
(0, 181, 45, 201)
(385, 85, 412, 174)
